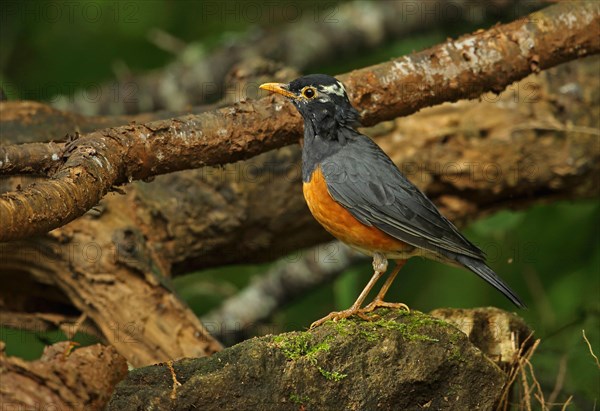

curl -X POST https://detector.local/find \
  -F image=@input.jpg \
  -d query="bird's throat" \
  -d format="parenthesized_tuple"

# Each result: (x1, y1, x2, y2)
(301, 125, 342, 183)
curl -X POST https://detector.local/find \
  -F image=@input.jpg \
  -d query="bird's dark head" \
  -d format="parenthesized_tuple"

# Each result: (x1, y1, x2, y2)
(260, 74, 361, 139)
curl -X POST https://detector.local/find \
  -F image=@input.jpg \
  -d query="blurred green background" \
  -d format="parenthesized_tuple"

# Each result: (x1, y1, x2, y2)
(1, 1, 598, 408)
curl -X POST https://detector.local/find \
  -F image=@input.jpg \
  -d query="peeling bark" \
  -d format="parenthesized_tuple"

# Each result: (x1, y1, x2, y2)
(0, 141, 64, 176)
(1, 1, 598, 242)
(341, 1, 600, 123)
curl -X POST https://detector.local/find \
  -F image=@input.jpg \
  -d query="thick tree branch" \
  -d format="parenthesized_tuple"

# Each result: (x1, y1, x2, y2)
(1, 1, 598, 242)
(0, 227, 224, 368)
(50, 0, 545, 115)
(0, 142, 64, 176)
(341, 1, 600, 123)
(0, 99, 217, 145)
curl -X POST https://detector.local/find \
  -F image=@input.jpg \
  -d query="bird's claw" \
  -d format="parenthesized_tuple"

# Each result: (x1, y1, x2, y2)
(362, 299, 410, 314)
(310, 303, 408, 329)
(310, 308, 373, 329)
(310, 310, 355, 329)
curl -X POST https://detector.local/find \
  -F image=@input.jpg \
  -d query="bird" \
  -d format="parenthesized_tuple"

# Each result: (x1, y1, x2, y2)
(260, 74, 525, 328)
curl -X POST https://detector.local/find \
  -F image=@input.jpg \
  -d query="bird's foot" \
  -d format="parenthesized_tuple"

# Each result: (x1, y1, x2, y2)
(310, 307, 373, 329)
(361, 299, 410, 319)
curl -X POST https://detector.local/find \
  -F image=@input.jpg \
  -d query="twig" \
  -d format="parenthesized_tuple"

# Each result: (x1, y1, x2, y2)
(582, 329, 600, 369)
(547, 354, 568, 406)
(167, 360, 182, 400)
(62, 312, 88, 340)
(561, 396, 573, 411)
(498, 333, 537, 410)
(527, 360, 545, 410)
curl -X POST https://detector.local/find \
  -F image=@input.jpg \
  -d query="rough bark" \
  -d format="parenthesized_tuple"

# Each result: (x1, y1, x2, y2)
(107, 309, 530, 411)
(1, 1, 598, 242)
(0, 341, 127, 411)
(49, 0, 545, 115)
(0, 58, 295, 145)
(341, 1, 600, 122)
(0, 206, 224, 368)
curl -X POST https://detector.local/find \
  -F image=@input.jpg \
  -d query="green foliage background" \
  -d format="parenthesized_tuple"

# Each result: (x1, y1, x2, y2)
(1, 1, 598, 408)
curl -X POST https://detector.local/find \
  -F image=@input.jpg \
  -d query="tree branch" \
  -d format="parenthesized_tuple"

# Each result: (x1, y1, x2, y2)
(341, 1, 600, 122)
(0, 311, 104, 341)
(0, 98, 217, 144)
(49, 0, 546, 115)
(0, 142, 64, 176)
(1, 1, 598, 242)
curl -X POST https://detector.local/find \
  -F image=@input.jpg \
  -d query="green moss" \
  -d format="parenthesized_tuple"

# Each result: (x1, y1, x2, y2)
(366, 311, 445, 342)
(317, 366, 348, 381)
(289, 393, 310, 405)
(325, 310, 449, 343)
(358, 327, 379, 342)
(272, 332, 347, 382)
(330, 318, 352, 336)
(305, 340, 331, 364)
(272, 332, 320, 361)
(272, 311, 452, 383)
(448, 346, 465, 362)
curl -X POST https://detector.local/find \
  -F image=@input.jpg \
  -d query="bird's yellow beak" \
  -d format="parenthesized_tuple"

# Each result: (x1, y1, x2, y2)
(259, 83, 296, 99)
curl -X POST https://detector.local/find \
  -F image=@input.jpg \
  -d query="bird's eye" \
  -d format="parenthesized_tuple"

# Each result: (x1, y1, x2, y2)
(302, 87, 316, 99)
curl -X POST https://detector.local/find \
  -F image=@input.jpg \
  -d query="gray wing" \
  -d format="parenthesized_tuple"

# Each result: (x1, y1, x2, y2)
(321, 133, 485, 261)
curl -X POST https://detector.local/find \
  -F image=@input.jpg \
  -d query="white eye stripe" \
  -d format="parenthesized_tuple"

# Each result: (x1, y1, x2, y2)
(319, 81, 346, 97)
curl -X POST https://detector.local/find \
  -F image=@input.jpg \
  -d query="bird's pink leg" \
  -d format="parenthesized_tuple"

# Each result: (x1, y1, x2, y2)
(361, 260, 410, 314)
(310, 253, 388, 328)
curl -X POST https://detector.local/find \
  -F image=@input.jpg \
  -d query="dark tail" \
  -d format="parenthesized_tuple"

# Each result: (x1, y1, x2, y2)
(456, 255, 526, 309)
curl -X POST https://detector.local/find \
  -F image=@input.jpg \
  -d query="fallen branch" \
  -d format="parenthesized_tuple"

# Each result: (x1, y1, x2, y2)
(1, 1, 598, 242)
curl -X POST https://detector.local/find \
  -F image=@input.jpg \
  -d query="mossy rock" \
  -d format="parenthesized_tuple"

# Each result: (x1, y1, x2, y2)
(107, 310, 507, 410)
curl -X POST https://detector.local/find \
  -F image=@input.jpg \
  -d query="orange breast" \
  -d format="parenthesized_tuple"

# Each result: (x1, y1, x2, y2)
(303, 166, 411, 254)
